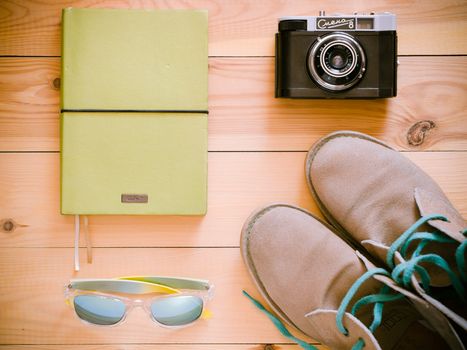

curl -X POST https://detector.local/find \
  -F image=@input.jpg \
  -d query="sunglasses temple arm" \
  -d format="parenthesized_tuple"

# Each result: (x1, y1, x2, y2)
(74, 214, 80, 271)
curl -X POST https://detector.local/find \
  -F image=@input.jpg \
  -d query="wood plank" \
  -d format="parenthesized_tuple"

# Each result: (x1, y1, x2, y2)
(0, 247, 322, 346)
(1, 152, 465, 248)
(0, 0, 466, 56)
(0, 57, 466, 152)
(0, 345, 315, 349)
(209, 56, 467, 151)
(0, 58, 59, 151)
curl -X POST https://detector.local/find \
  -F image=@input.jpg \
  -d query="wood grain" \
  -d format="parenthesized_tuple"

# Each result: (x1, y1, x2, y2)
(0, 58, 59, 151)
(0, 346, 315, 350)
(0, 247, 321, 346)
(0, 0, 466, 56)
(210, 56, 467, 151)
(1, 152, 466, 248)
(1, 57, 466, 152)
(1, 1, 466, 348)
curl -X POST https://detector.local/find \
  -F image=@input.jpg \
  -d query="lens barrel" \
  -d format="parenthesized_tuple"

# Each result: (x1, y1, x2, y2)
(307, 32, 366, 91)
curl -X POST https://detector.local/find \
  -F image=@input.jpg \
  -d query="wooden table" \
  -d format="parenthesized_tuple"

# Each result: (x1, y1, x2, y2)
(0, 1, 466, 349)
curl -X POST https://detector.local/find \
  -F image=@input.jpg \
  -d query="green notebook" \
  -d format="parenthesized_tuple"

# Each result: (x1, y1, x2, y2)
(61, 8, 208, 215)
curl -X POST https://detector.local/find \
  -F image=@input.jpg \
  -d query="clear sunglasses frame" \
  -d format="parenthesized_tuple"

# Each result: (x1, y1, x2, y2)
(64, 277, 214, 328)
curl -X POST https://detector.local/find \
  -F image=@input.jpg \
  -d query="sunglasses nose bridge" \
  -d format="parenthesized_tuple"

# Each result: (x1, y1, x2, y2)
(133, 299, 144, 306)
(131, 298, 153, 312)
(132, 298, 154, 318)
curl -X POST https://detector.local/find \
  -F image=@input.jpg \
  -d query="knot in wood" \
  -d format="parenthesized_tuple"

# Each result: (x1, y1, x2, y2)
(53, 77, 61, 89)
(1, 219, 16, 232)
(264, 345, 275, 350)
(407, 120, 436, 146)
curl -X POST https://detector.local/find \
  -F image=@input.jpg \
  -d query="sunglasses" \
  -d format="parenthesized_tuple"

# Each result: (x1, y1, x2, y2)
(65, 276, 214, 327)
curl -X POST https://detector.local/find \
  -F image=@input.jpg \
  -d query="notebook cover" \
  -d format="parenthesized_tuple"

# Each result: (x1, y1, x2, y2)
(61, 112, 207, 215)
(60, 8, 208, 215)
(61, 8, 208, 111)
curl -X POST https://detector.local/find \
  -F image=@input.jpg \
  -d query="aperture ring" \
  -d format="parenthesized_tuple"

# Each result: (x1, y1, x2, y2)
(308, 32, 366, 91)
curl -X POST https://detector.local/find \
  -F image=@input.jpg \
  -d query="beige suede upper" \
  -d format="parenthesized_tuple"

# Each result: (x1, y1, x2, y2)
(240, 131, 466, 349)
(240, 204, 457, 349)
(305, 131, 466, 333)
(306, 132, 466, 286)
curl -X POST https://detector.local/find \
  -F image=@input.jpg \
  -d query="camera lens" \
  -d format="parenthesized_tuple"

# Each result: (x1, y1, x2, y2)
(330, 51, 347, 69)
(321, 42, 357, 78)
(328, 46, 350, 70)
(307, 32, 366, 91)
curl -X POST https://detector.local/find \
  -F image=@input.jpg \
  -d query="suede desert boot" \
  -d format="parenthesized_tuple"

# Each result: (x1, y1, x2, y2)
(305, 131, 466, 331)
(241, 204, 464, 350)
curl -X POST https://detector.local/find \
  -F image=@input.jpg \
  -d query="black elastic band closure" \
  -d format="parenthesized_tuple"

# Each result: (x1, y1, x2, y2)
(61, 109, 208, 114)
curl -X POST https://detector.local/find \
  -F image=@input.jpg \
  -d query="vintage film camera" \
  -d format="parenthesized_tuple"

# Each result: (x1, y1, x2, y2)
(275, 12, 397, 98)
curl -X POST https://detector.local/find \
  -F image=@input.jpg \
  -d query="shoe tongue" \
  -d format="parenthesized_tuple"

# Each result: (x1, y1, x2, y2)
(360, 188, 466, 288)
(358, 253, 465, 350)
(371, 273, 466, 350)
(303, 255, 423, 350)
(361, 239, 454, 287)
(414, 187, 466, 242)
(304, 277, 443, 350)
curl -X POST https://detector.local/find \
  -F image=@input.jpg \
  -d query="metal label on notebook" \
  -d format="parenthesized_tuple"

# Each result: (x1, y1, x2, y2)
(121, 194, 148, 203)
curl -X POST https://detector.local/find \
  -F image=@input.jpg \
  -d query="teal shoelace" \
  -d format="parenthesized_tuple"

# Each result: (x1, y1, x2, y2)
(243, 214, 466, 349)
(243, 267, 403, 350)
(386, 214, 466, 302)
(242, 290, 318, 350)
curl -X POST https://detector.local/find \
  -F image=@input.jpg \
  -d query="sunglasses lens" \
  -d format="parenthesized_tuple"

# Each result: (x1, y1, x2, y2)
(151, 295, 203, 326)
(74, 295, 125, 325)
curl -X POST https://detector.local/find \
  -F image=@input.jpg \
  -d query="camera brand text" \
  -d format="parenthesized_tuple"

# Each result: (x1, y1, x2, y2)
(317, 17, 355, 29)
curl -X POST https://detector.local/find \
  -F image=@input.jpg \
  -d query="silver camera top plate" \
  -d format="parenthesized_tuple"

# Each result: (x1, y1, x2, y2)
(279, 12, 396, 31)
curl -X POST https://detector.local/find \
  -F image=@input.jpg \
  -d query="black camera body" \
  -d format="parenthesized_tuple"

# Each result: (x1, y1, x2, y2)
(275, 12, 397, 98)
